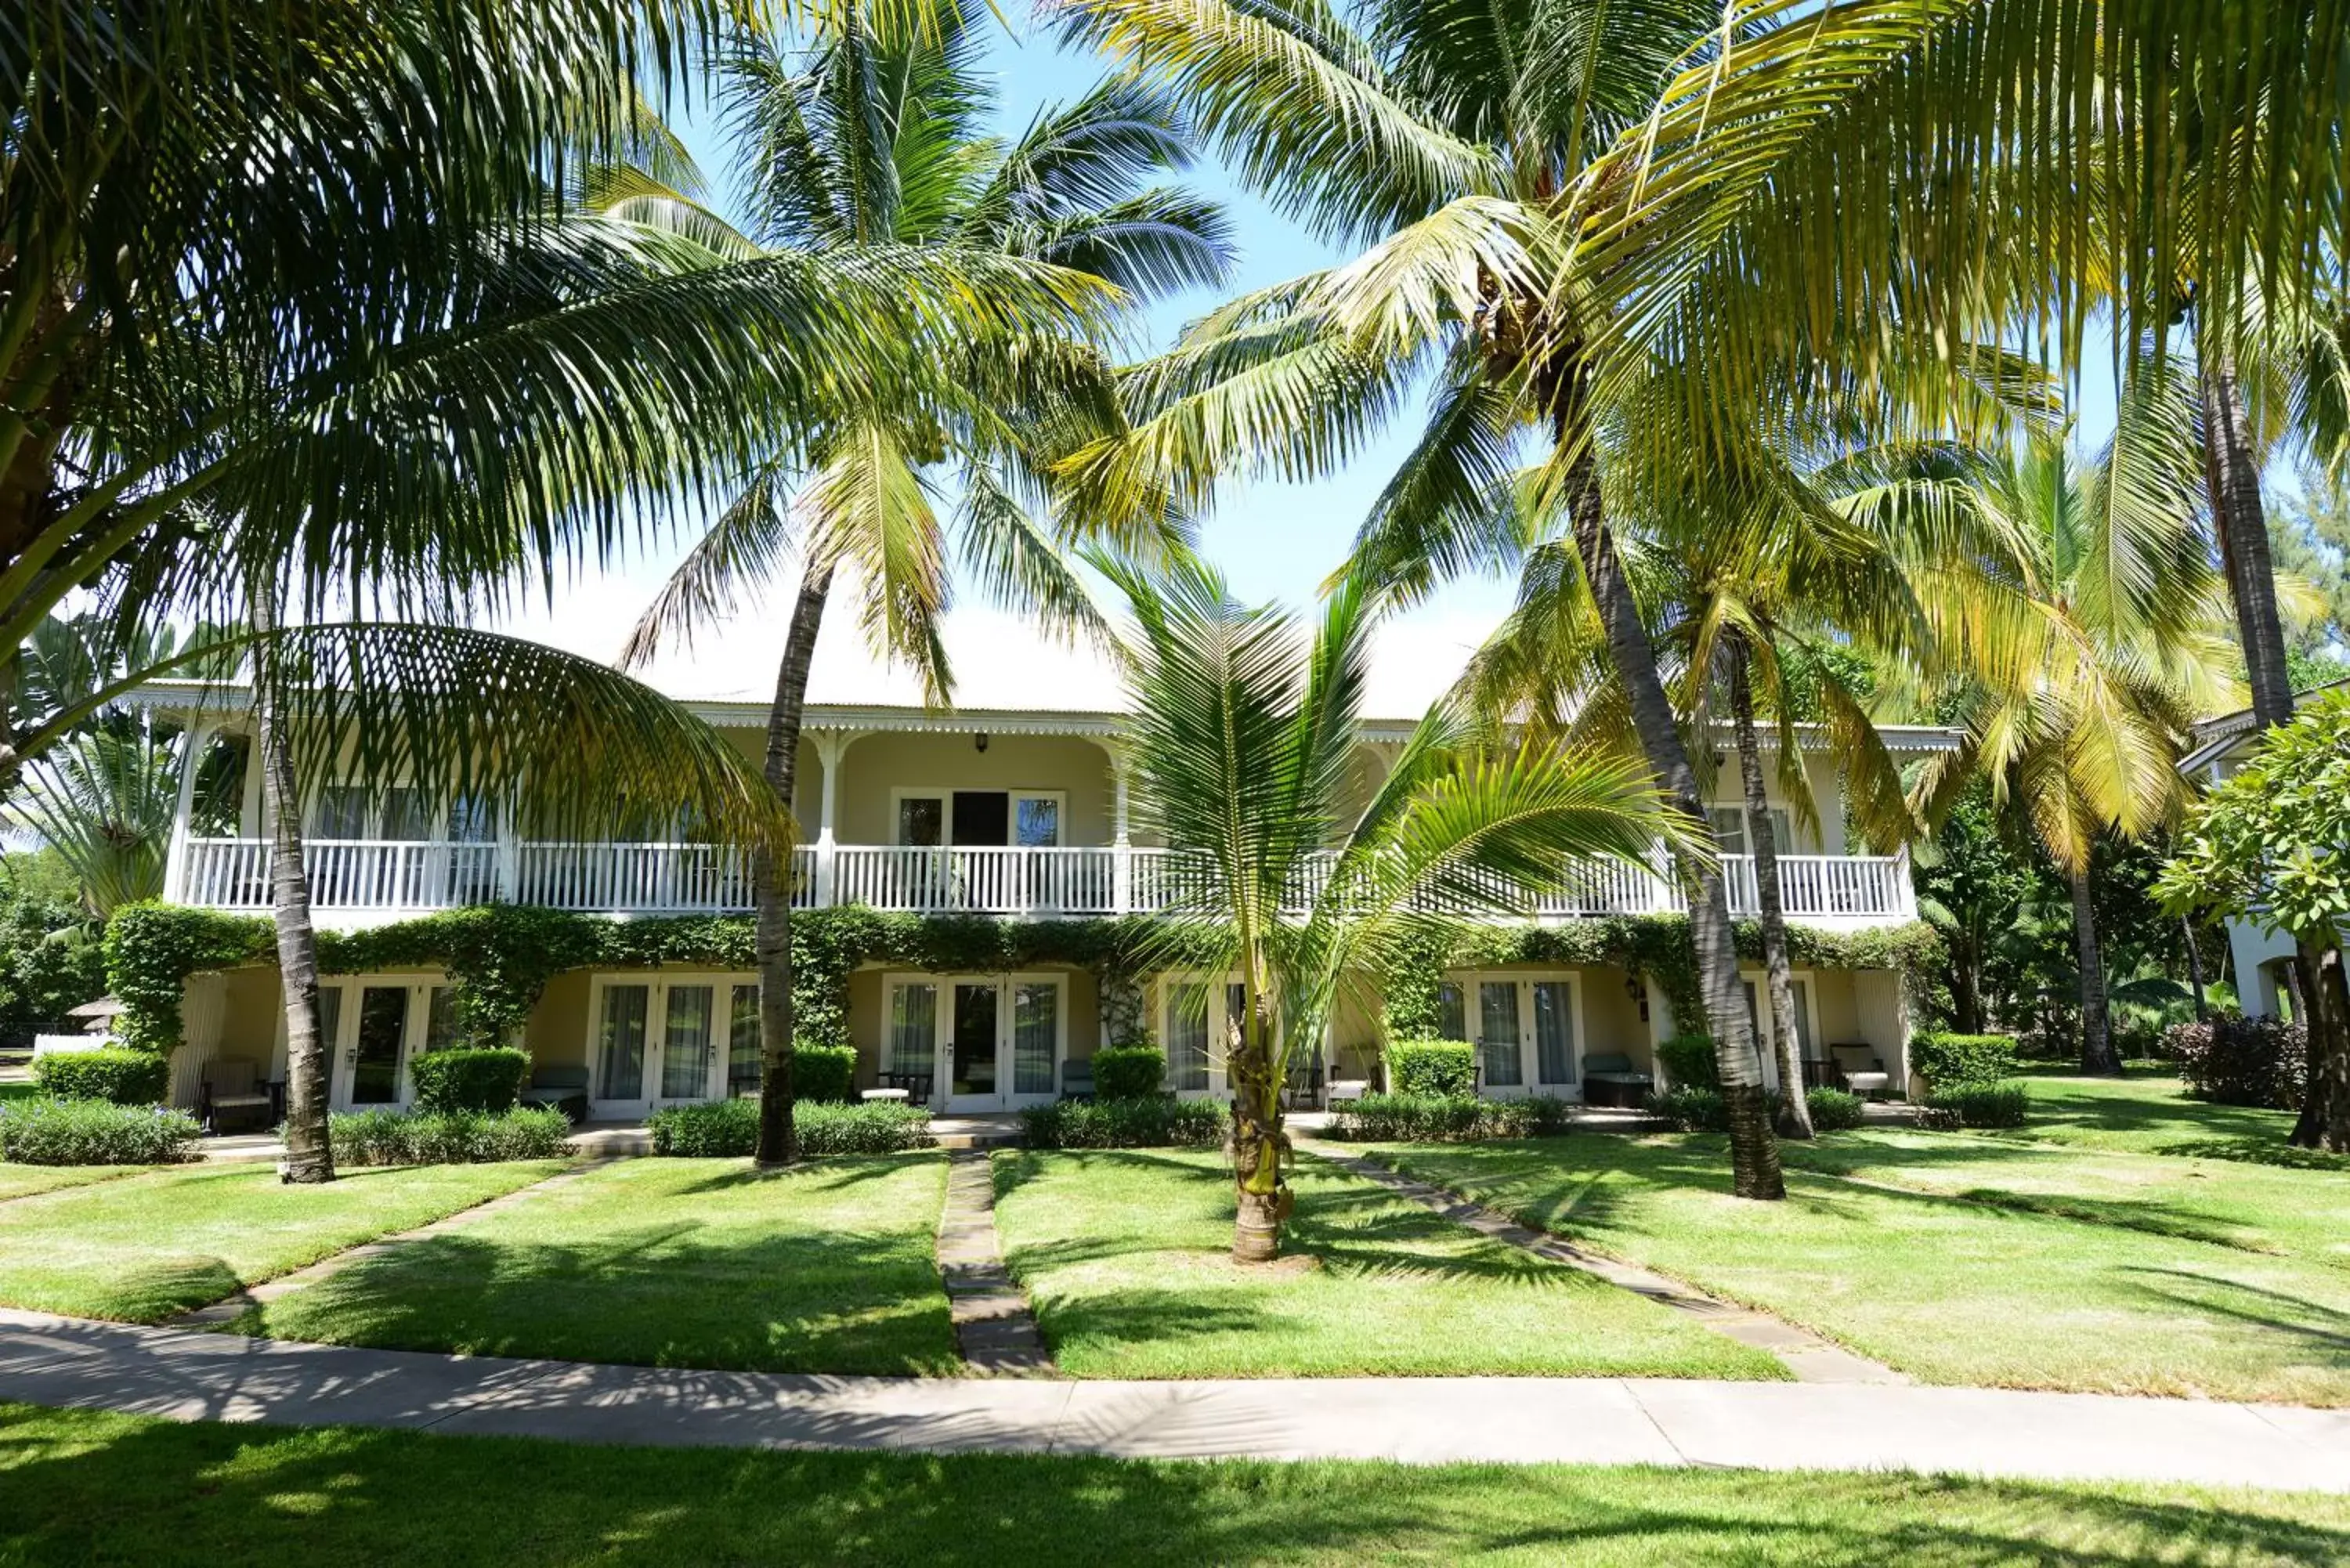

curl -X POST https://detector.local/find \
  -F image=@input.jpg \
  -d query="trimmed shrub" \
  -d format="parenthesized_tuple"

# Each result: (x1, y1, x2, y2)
(1923, 1081, 2031, 1129)
(32, 1048, 169, 1106)
(1655, 1032, 1719, 1090)
(1321, 1093, 1577, 1143)
(647, 1097, 934, 1157)
(1386, 1039, 1477, 1097)
(1647, 1086, 1730, 1132)
(407, 1047, 530, 1114)
(331, 1106, 572, 1165)
(0, 1096, 201, 1165)
(1910, 1032, 2018, 1093)
(1806, 1086, 1867, 1131)
(790, 1042, 858, 1104)
(2167, 1015, 2308, 1109)
(1091, 1045, 1166, 1101)
(1019, 1097, 1228, 1149)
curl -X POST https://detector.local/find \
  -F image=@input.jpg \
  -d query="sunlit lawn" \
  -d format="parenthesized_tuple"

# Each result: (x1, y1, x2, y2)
(1368, 1133, 2350, 1404)
(2004, 1073, 2330, 1162)
(0, 1161, 566, 1323)
(989, 1147, 1781, 1381)
(244, 1154, 957, 1376)
(0, 1163, 147, 1203)
(2, 1404, 2345, 1567)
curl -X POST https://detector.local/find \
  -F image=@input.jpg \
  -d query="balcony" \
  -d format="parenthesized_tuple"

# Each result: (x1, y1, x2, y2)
(175, 839, 1916, 923)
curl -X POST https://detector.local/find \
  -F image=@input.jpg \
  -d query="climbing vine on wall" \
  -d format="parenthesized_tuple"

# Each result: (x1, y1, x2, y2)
(103, 901, 1226, 1055)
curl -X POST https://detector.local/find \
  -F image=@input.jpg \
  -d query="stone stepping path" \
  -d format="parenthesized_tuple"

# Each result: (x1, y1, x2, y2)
(937, 1151, 1054, 1377)
(1299, 1142, 1907, 1386)
(171, 1159, 619, 1329)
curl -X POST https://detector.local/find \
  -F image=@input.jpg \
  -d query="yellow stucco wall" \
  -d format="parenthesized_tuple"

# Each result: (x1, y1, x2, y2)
(832, 732, 1116, 844)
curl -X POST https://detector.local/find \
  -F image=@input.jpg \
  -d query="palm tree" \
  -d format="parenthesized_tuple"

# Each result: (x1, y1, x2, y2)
(611, 3, 1231, 1165)
(1050, 0, 2350, 1194)
(1908, 437, 2243, 1073)
(1108, 552, 1685, 1259)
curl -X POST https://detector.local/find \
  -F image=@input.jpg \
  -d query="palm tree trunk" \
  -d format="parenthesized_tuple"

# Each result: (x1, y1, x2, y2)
(1557, 425, 1783, 1198)
(1228, 976, 1287, 1263)
(251, 596, 334, 1182)
(2068, 862, 2120, 1075)
(2199, 354, 2295, 728)
(1727, 644, 1810, 1139)
(753, 560, 834, 1168)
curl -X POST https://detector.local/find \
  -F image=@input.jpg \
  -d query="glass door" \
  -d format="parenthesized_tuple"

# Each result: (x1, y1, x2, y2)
(1476, 981, 1526, 1093)
(885, 980, 939, 1105)
(345, 985, 410, 1106)
(1010, 980, 1061, 1107)
(1164, 981, 1211, 1093)
(592, 983, 651, 1117)
(656, 984, 717, 1104)
(947, 981, 1001, 1110)
(1532, 980, 1577, 1091)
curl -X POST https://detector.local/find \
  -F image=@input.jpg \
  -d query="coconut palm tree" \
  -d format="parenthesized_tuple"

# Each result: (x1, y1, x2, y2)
(610, 2, 1231, 1165)
(1907, 435, 2243, 1073)
(1049, 0, 2350, 1196)
(1107, 552, 1684, 1260)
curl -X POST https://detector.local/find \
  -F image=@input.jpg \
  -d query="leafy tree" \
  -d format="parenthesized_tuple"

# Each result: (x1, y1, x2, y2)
(2157, 692, 2350, 1150)
(613, 2, 1228, 1164)
(1108, 555, 1679, 1260)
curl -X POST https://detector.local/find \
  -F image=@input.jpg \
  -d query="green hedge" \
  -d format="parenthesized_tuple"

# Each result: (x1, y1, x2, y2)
(0, 1097, 200, 1165)
(1922, 1082, 2031, 1129)
(1386, 1040, 1476, 1097)
(1910, 1033, 2017, 1092)
(1805, 1087, 1867, 1131)
(2166, 1016, 2307, 1109)
(32, 1048, 169, 1106)
(1091, 1045, 1166, 1100)
(1654, 1033, 1719, 1090)
(645, 1098, 935, 1157)
(1321, 1093, 1578, 1143)
(407, 1048, 530, 1114)
(1018, 1097, 1228, 1149)
(331, 1107, 571, 1165)
(1647, 1085, 1865, 1134)
(791, 1042, 858, 1103)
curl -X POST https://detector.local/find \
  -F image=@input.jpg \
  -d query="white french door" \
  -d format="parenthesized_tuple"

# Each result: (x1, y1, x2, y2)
(1448, 972, 1584, 1098)
(588, 975, 745, 1118)
(316, 978, 455, 1111)
(1157, 976, 1270, 1101)
(885, 974, 1065, 1112)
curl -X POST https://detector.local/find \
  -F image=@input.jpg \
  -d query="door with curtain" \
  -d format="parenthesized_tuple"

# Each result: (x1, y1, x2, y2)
(589, 976, 746, 1117)
(1453, 971, 1586, 1099)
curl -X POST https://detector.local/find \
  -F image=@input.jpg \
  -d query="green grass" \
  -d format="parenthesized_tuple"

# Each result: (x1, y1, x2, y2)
(0, 1160, 566, 1323)
(1369, 1134, 2350, 1404)
(1781, 1127, 2350, 1270)
(244, 1154, 957, 1375)
(2005, 1073, 2334, 1163)
(0, 1162, 146, 1202)
(1, 1404, 2344, 1566)
(989, 1147, 1781, 1381)
(0, 1082, 38, 1103)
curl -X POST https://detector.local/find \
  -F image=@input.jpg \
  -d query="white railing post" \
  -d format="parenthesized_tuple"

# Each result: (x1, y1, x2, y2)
(1111, 759, 1133, 915)
(161, 722, 211, 902)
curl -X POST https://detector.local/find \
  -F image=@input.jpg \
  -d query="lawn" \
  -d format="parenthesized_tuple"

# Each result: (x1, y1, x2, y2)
(0, 1163, 146, 1202)
(989, 1148, 1781, 1381)
(2005, 1073, 2327, 1162)
(0, 1160, 567, 1323)
(1781, 1126, 2350, 1270)
(243, 1154, 957, 1375)
(1368, 1135, 2350, 1404)
(0, 1405, 2342, 1567)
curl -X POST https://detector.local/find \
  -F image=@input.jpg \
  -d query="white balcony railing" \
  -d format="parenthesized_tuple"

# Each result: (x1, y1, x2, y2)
(175, 839, 1915, 923)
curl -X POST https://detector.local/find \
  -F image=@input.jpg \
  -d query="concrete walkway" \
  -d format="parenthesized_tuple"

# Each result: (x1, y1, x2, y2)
(936, 1151, 1052, 1375)
(0, 1308, 2344, 1490)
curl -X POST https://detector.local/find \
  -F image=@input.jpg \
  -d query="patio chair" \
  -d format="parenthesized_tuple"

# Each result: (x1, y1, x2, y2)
(199, 1057, 275, 1135)
(1828, 1043, 1891, 1100)
(878, 1070, 934, 1107)
(519, 1064, 591, 1123)
(1580, 1053, 1654, 1108)
(1326, 1078, 1372, 1104)
(1059, 1060, 1095, 1102)
(1281, 1057, 1325, 1111)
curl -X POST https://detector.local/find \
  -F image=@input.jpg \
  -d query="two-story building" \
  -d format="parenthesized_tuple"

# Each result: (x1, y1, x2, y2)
(128, 673, 1950, 1118)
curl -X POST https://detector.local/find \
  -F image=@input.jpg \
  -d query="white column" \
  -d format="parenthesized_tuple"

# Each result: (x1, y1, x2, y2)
(161, 721, 212, 902)
(495, 805, 519, 904)
(1893, 841, 1915, 918)
(812, 731, 852, 907)
(1111, 755, 1132, 915)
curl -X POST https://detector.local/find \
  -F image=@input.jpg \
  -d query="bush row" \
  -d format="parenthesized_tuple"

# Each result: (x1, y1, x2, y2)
(1321, 1093, 1578, 1143)
(32, 1048, 169, 1106)
(1910, 1032, 2018, 1093)
(1091, 1045, 1166, 1100)
(1647, 1085, 1868, 1133)
(0, 1097, 201, 1165)
(1919, 1082, 2032, 1129)
(2163, 1016, 2307, 1110)
(407, 1048, 530, 1114)
(646, 1098, 935, 1157)
(1020, 1097, 1229, 1149)
(1386, 1040, 1477, 1098)
(331, 1107, 573, 1165)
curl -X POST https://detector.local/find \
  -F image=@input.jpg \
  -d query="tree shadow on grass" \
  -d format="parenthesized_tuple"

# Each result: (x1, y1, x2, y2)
(248, 1228, 960, 1376)
(2123, 1268, 2350, 1361)
(2, 1407, 2344, 1566)
(661, 1149, 941, 1199)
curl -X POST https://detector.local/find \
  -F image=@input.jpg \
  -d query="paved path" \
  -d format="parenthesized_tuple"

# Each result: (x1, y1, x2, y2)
(0, 1309, 2343, 1490)
(1301, 1143, 1905, 1386)
(936, 1151, 1052, 1375)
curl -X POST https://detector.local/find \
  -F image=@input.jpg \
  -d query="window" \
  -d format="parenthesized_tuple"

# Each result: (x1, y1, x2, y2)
(423, 986, 458, 1053)
(1789, 978, 1815, 1058)
(1708, 805, 1798, 854)
(898, 797, 945, 847)
(1166, 982, 1210, 1091)
(1014, 796, 1061, 847)
(895, 789, 1067, 847)
(317, 787, 371, 840)
(1437, 981, 1465, 1042)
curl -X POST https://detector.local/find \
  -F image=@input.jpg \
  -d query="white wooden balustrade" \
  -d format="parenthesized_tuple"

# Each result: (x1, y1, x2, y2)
(173, 840, 1914, 923)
